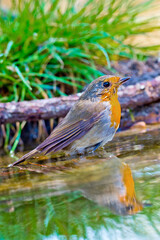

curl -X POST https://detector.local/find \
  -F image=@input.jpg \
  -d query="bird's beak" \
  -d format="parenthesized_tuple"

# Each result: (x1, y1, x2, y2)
(119, 77, 131, 85)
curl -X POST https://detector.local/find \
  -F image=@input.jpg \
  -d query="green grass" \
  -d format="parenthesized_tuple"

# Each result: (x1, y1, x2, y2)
(0, 0, 160, 103)
(0, 0, 160, 153)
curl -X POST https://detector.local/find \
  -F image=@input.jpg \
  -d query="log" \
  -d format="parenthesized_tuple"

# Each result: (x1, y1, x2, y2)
(0, 77, 160, 125)
(118, 76, 160, 109)
(0, 95, 79, 124)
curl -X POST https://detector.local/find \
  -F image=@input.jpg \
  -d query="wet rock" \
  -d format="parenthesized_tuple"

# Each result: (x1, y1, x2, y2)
(130, 121, 147, 130)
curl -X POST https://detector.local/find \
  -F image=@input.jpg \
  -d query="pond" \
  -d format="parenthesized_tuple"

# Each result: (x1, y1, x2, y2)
(0, 125, 160, 240)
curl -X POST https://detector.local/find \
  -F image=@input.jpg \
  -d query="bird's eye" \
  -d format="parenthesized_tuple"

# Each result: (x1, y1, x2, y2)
(103, 81, 110, 88)
(126, 205, 133, 211)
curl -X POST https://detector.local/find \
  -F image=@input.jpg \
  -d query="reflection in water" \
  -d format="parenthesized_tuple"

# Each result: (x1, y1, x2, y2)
(0, 152, 143, 216)
(0, 127, 160, 240)
(76, 155, 143, 215)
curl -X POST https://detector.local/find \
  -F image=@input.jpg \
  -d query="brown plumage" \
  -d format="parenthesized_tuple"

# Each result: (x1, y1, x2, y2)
(11, 75, 130, 166)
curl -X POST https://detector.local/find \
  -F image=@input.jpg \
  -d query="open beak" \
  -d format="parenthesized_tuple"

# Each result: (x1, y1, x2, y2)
(119, 77, 131, 85)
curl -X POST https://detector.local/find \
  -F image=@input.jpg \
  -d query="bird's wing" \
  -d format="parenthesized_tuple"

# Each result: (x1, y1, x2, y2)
(37, 111, 103, 154)
(11, 101, 106, 166)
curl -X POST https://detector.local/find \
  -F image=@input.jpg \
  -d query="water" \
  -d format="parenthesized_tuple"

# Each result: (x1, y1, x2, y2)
(0, 126, 160, 240)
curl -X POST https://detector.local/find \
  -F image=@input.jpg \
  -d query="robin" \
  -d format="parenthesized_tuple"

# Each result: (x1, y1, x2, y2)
(11, 75, 130, 166)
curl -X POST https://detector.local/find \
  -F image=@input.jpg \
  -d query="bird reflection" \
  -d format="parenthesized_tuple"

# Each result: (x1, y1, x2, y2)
(75, 154, 143, 215)
(50, 152, 143, 216)
(7, 152, 143, 216)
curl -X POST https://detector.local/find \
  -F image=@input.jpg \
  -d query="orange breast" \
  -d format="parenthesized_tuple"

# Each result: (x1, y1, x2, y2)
(110, 95, 121, 129)
(119, 163, 143, 214)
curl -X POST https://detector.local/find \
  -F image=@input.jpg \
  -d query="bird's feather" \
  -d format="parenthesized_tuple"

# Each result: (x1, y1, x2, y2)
(37, 112, 103, 154)
(11, 110, 104, 166)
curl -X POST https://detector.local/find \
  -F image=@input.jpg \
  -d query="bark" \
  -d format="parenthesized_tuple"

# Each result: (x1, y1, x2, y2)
(0, 95, 79, 124)
(0, 77, 160, 125)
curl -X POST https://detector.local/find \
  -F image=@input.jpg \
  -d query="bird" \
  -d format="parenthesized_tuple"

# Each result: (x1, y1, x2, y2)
(11, 75, 130, 166)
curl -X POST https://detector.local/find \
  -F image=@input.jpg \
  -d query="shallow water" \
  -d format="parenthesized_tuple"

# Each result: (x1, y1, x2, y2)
(0, 125, 160, 240)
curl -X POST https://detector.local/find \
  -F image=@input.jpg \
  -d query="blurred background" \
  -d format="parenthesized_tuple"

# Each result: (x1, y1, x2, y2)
(0, 0, 160, 102)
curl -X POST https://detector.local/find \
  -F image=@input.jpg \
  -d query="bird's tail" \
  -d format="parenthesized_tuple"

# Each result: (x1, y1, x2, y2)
(9, 148, 38, 167)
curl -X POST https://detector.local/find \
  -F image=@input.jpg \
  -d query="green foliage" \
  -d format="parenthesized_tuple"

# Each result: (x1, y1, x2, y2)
(0, 0, 159, 102)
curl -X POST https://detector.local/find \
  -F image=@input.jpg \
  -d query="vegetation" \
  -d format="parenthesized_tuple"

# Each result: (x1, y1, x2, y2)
(0, 0, 159, 153)
(0, 0, 159, 102)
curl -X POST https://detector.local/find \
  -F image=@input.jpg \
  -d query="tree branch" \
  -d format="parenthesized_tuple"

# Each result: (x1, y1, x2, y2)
(0, 77, 160, 125)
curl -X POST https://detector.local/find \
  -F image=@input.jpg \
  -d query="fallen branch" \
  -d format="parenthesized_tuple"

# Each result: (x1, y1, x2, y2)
(0, 77, 160, 124)
(0, 95, 79, 124)
(118, 76, 160, 109)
